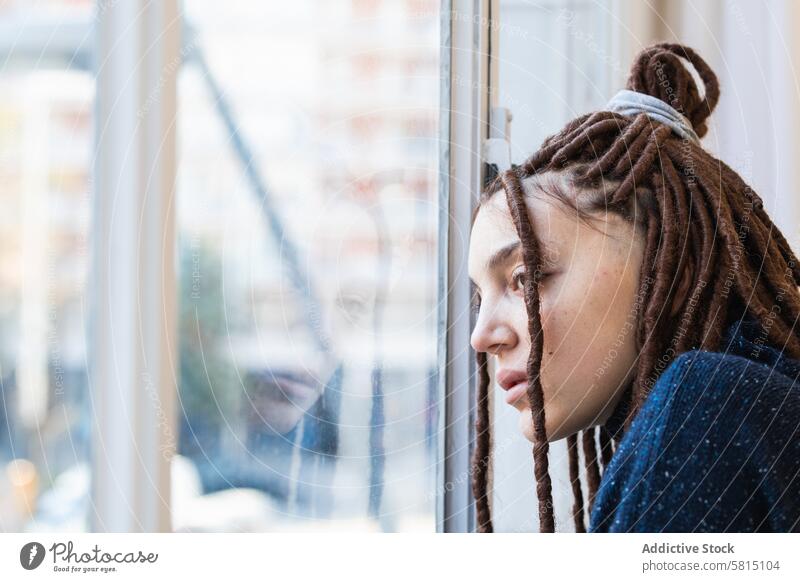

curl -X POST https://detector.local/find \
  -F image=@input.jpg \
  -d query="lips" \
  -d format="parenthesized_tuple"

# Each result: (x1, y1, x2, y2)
(503, 381, 529, 405)
(274, 378, 318, 402)
(259, 370, 321, 404)
(496, 368, 529, 406)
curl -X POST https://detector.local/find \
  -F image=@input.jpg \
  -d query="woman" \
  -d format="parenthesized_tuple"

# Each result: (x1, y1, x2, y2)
(468, 43, 800, 533)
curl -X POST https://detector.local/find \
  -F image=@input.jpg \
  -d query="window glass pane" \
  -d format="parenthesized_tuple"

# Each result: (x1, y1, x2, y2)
(175, 0, 441, 531)
(0, 0, 94, 531)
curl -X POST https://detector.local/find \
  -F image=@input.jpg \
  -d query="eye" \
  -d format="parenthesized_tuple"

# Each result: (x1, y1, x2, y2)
(336, 292, 368, 321)
(510, 266, 526, 291)
(511, 265, 553, 292)
(471, 289, 481, 315)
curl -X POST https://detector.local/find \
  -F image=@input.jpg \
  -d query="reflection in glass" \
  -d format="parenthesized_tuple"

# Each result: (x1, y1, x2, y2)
(175, 0, 441, 531)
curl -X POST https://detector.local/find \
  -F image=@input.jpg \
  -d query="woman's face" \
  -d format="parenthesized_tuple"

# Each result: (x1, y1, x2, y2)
(468, 179, 645, 442)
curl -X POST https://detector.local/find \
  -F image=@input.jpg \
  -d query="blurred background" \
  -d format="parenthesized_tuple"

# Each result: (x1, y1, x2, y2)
(0, 0, 441, 532)
(1, 0, 798, 533)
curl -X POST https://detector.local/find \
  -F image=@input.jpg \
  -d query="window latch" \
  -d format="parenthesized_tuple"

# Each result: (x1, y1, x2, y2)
(482, 106, 512, 187)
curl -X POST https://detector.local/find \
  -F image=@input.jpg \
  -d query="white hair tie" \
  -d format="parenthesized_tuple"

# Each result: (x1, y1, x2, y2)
(605, 89, 701, 145)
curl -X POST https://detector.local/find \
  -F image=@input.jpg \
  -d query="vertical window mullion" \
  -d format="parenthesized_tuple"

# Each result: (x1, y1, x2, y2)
(91, 0, 179, 533)
(439, 0, 495, 533)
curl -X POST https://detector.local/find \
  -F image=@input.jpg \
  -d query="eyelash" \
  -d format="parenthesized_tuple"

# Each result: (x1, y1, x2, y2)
(471, 267, 553, 316)
(471, 290, 481, 315)
(510, 268, 526, 291)
(512, 267, 554, 290)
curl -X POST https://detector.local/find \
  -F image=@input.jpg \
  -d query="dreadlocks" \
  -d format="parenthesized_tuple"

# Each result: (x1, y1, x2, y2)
(471, 43, 800, 532)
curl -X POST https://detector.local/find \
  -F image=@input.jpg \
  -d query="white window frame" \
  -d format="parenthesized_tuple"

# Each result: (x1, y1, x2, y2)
(91, 0, 180, 533)
(438, 0, 497, 533)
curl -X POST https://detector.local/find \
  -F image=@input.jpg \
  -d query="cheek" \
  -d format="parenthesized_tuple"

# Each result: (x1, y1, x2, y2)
(590, 263, 639, 336)
(537, 262, 636, 376)
(537, 299, 580, 394)
(507, 293, 532, 347)
(567, 262, 641, 395)
(538, 278, 587, 360)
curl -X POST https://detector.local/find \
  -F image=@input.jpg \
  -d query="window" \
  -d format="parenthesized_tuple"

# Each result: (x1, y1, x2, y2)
(0, 0, 94, 531)
(173, 0, 442, 531)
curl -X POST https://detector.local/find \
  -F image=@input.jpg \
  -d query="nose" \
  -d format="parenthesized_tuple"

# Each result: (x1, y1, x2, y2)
(470, 301, 516, 355)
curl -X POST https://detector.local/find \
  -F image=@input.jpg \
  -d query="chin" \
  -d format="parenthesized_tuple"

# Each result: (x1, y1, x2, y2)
(518, 411, 535, 442)
(262, 408, 306, 435)
(518, 409, 566, 443)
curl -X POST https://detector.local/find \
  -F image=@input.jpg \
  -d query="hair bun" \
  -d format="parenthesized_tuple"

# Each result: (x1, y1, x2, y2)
(625, 43, 720, 139)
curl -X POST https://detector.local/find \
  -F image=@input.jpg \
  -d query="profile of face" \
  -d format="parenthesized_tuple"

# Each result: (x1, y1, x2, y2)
(252, 199, 379, 436)
(250, 351, 337, 436)
(468, 174, 646, 443)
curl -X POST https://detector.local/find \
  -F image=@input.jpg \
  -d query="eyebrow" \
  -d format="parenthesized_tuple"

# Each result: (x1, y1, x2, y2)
(469, 241, 522, 288)
(486, 241, 521, 271)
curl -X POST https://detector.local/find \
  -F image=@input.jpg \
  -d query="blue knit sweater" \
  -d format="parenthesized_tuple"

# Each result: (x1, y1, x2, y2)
(589, 316, 800, 532)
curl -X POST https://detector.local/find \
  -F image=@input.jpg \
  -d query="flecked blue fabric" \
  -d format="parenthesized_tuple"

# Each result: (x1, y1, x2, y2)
(589, 316, 800, 532)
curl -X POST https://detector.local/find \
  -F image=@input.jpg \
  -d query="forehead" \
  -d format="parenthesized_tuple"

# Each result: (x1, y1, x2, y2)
(468, 192, 560, 275)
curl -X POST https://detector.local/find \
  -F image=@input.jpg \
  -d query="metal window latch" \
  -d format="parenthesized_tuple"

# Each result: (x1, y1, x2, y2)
(482, 106, 512, 186)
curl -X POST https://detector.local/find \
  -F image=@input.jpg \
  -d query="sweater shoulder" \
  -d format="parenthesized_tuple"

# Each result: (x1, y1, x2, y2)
(589, 347, 800, 532)
(638, 347, 800, 451)
(653, 347, 800, 418)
